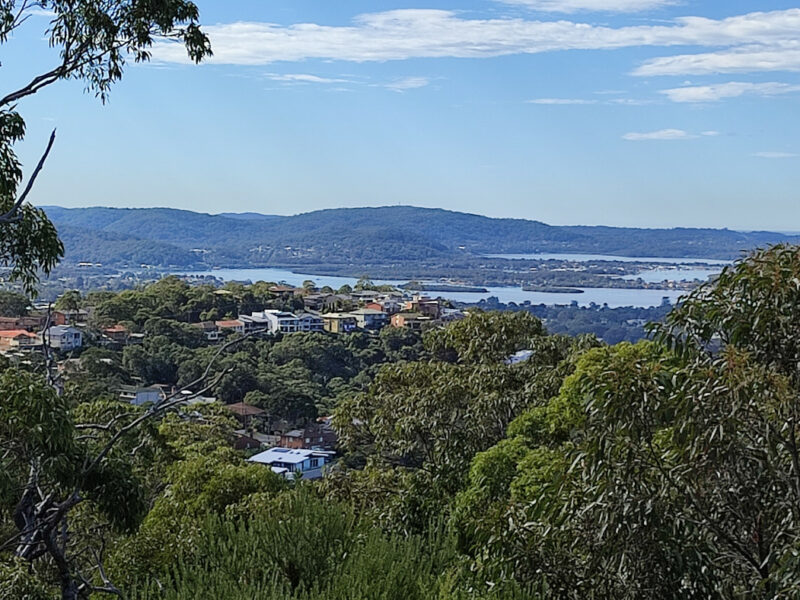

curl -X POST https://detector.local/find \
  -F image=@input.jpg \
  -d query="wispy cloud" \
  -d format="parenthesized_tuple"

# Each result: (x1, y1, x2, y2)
(622, 128, 718, 141)
(24, 7, 56, 17)
(527, 98, 597, 104)
(661, 81, 800, 102)
(528, 97, 650, 106)
(753, 151, 798, 159)
(497, 0, 677, 13)
(383, 76, 431, 92)
(151, 8, 800, 76)
(265, 73, 351, 84)
(634, 44, 800, 77)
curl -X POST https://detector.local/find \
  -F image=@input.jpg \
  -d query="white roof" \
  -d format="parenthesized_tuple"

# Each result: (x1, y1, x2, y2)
(248, 447, 333, 465)
(505, 350, 534, 365)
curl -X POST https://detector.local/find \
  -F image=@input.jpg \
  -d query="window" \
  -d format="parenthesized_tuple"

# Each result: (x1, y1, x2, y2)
(310, 458, 319, 468)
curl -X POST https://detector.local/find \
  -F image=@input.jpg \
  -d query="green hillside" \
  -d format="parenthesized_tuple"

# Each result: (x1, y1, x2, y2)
(41, 205, 799, 267)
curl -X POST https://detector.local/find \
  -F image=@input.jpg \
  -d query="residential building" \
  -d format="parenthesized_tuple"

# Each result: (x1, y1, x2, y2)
(103, 324, 129, 344)
(280, 429, 304, 449)
(246, 310, 299, 334)
(0, 315, 47, 332)
(192, 321, 220, 341)
(238, 312, 271, 334)
(43, 325, 83, 351)
(215, 319, 245, 335)
(52, 309, 90, 326)
(351, 290, 381, 303)
(0, 329, 41, 351)
(349, 308, 389, 330)
(390, 312, 432, 331)
(247, 447, 335, 479)
(366, 299, 401, 315)
(404, 295, 442, 319)
(269, 285, 298, 295)
(303, 417, 338, 451)
(295, 311, 324, 332)
(225, 402, 266, 428)
(119, 385, 165, 406)
(322, 313, 357, 334)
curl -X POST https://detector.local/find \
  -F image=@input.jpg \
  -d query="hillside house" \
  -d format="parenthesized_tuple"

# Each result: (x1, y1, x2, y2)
(119, 385, 165, 406)
(390, 312, 432, 331)
(193, 321, 220, 341)
(349, 308, 388, 330)
(225, 402, 266, 428)
(215, 319, 245, 335)
(366, 300, 401, 315)
(0, 330, 41, 351)
(43, 325, 83, 351)
(103, 324, 129, 344)
(303, 417, 338, 451)
(52, 309, 90, 326)
(296, 311, 324, 332)
(322, 313, 357, 334)
(238, 312, 271, 334)
(247, 447, 335, 479)
(280, 429, 304, 449)
(0, 315, 47, 332)
(404, 295, 441, 319)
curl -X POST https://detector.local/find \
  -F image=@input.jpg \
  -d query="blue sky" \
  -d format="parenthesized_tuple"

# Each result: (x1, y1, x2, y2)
(8, 1, 800, 229)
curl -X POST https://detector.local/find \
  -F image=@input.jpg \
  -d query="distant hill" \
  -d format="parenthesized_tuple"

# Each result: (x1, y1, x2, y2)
(40, 205, 799, 268)
(217, 212, 282, 221)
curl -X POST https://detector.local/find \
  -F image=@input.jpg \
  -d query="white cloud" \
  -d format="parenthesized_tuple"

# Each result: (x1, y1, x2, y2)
(609, 97, 653, 105)
(265, 73, 351, 84)
(634, 43, 800, 76)
(497, 0, 676, 13)
(150, 8, 800, 71)
(661, 81, 800, 102)
(623, 129, 693, 140)
(622, 128, 719, 141)
(527, 98, 597, 104)
(753, 151, 798, 158)
(24, 7, 56, 17)
(383, 76, 431, 91)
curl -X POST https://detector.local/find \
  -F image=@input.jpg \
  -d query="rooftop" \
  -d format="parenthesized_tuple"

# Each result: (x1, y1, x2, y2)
(248, 447, 334, 465)
(0, 329, 37, 338)
(225, 402, 266, 417)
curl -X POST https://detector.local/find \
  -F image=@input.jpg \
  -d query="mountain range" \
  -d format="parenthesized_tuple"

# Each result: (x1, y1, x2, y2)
(41, 205, 798, 268)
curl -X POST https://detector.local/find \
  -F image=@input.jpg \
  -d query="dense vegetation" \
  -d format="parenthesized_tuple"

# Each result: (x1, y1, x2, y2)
(3, 245, 800, 598)
(42, 205, 797, 268)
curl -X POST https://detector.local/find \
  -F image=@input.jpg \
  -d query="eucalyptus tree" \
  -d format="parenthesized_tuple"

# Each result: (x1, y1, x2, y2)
(0, 0, 210, 293)
(1, 4, 211, 596)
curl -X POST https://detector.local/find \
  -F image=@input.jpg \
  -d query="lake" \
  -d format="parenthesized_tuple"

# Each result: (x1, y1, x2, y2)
(485, 253, 731, 265)
(178, 266, 688, 308)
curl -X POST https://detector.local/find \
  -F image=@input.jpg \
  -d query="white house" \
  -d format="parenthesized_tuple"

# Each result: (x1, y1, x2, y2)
(119, 385, 166, 406)
(261, 310, 300, 333)
(238, 312, 271, 333)
(295, 312, 324, 332)
(43, 325, 83, 351)
(247, 447, 335, 479)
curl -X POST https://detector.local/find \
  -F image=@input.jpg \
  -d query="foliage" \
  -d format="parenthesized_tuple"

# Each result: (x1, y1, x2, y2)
(0, 290, 29, 316)
(423, 310, 546, 364)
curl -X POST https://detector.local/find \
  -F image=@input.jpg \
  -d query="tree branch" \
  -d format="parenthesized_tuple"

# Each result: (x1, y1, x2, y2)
(0, 129, 56, 223)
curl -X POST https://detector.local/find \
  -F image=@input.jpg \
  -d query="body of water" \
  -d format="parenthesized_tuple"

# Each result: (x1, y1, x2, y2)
(485, 253, 731, 265)
(179, 267, 688, 308)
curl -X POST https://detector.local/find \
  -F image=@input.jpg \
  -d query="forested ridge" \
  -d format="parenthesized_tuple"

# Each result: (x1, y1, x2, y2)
(43, 205, 799, 267)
